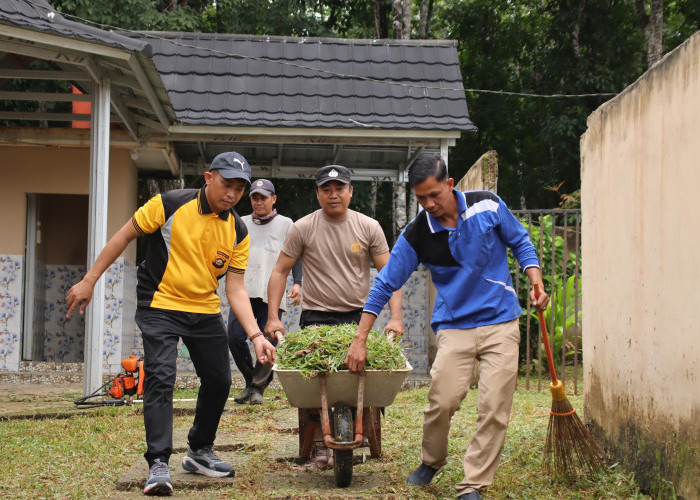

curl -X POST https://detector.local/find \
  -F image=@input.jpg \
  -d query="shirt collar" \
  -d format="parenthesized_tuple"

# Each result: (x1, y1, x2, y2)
(199, 185, 230, 220)
(425, 189, 466, 233)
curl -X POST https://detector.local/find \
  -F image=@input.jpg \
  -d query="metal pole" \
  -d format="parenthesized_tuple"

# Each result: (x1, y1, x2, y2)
(83, 78, 110, 396)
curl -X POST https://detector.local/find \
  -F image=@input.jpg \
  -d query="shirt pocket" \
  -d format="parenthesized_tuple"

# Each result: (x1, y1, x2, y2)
(263, 234, 285, 254)
(207, 242, 233, 279)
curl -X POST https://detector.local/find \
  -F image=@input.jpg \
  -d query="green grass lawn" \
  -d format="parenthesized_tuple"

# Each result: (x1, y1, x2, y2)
(0, 381, 648, 499)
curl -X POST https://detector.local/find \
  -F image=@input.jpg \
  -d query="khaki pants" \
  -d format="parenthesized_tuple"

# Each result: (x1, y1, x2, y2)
(421, 319, 520, 496)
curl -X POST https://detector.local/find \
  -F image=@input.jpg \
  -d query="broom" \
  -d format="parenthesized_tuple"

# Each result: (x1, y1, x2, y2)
(534, 284, 605, 477)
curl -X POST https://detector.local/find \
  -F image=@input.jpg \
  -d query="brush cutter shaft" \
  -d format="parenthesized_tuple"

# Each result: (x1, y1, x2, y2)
(534, 284, 559, 384)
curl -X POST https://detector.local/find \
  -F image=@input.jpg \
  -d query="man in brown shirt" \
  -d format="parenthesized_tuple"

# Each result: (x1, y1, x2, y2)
(265, 164, 404, 467)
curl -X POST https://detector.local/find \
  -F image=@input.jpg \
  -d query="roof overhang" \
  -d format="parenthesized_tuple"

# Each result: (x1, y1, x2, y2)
(0, 127, 179, 173)
(154, 125, 458, 181)
(0, 17, 177, 173)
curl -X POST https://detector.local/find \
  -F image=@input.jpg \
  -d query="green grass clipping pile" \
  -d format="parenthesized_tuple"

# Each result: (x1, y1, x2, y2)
(275, 323, 407, 378)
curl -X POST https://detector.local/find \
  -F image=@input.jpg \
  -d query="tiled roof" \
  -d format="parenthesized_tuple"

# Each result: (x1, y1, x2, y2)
(0, 0, 150, 55)
(130, 32, 476, 132)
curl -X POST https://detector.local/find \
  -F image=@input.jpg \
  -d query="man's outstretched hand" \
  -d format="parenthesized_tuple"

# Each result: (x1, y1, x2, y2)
(65, 279, 96, 318)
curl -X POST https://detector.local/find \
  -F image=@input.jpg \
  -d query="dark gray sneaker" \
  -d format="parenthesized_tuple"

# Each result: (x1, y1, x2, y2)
(181, 446, 235, 478)
(234, 386, 251, 404)
(407, 463, 443, 485)
(143, 459, 173, 495)
(457, 491, 482, 500)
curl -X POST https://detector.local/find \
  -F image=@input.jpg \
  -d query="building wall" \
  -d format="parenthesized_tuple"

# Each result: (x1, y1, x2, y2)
(0, 145, 138, 261)
(581, 33, 700, 499)
(0, 144, 138, 371)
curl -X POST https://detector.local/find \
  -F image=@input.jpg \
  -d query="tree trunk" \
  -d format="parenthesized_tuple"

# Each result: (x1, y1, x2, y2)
(216, 0, 223, 33)
(391, 0, 411, 241)
(401, 0, 411, 38)
(374, 1, 389, 38)
(408, 185, 418, 219)
(635, 0, 664, 67)
(392, 0, 411, 39)
(418, 0, 430, 38)
(393, 181, 407, 242)
(392, 0, 403, 39)
(571, 0, 586, 58)
(369, 180, 377, 219)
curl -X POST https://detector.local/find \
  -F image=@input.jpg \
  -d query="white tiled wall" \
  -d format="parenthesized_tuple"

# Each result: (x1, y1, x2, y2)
(1, 253, 432, 375)
(0, 255, 22, 371)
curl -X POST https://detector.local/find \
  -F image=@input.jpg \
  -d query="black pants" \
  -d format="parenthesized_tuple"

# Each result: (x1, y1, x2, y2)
(227, 298, 280, 391)
(136, 307, 232, 467)
(299, 309, 363, 329)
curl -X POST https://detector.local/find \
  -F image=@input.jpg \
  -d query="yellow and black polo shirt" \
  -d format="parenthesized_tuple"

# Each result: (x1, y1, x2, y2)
(132, 185, 249, 314)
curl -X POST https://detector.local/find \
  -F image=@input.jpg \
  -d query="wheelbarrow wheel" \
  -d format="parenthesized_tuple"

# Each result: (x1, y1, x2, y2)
(332, 403, 354, 487)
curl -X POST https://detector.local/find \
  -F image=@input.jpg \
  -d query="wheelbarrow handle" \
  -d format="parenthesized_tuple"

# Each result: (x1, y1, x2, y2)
(386, 330, 401, 341)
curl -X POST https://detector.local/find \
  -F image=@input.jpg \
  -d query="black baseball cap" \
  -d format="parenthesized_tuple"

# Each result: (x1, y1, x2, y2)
(209, 152, 251, 183)
(249, 178, 275, 196)
(315, 165, 351, 186)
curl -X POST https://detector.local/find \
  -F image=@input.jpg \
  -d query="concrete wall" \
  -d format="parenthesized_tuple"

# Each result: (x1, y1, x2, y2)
(0, 145, 138, 262)
(455, 150, 498, 193)
(581, 32, 700, 499)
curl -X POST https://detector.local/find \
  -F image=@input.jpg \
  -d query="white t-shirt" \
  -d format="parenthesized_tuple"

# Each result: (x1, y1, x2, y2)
(242, 213, 294, 310)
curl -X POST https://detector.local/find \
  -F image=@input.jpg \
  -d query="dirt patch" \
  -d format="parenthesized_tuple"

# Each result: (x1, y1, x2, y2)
(0, 382, 82, 417)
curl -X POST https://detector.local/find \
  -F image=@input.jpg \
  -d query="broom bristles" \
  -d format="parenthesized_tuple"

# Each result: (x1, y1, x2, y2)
(544, 396, 606, 477)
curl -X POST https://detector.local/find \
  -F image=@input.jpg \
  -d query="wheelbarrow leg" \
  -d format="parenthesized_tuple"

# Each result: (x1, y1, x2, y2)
(298, 408, 318, 459)
(366, 407, 382, 458)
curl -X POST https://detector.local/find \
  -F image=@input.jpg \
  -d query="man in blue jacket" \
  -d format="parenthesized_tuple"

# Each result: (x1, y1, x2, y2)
(346, 153, 549, 500)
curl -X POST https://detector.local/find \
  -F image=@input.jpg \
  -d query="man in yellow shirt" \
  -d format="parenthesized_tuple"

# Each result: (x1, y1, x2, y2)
(66, 151, 275, 495)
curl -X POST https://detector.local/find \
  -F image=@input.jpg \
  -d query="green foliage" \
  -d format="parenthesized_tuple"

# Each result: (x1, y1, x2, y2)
(536, 274, 582, 374)
(0, 59, 72, 126)
(510, 213, 579, 294)
(437, 0, 647, 209)
(50, 0, 700, 211)
(509, 212, 581, 369)
(275, 323, 406, 377)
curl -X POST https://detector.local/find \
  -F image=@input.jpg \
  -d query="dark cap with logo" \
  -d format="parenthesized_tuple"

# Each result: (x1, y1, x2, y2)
(209, 152, 251, 183)
(315, 165, 351, 186)
(249, 178, 275, 196)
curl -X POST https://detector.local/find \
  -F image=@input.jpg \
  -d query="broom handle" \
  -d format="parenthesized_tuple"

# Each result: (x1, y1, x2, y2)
(534, 284, 559, 384)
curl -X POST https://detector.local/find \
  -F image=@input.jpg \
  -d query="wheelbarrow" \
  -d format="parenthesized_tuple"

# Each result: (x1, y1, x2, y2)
(273, 361, 412, 487)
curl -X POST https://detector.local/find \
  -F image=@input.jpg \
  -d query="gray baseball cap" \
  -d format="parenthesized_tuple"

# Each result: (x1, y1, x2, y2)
(249, 179, 275, 196)
(209, 152, 251, 183)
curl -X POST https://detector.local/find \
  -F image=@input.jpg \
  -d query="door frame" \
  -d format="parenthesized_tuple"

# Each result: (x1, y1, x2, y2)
(22, 193, 37, 360)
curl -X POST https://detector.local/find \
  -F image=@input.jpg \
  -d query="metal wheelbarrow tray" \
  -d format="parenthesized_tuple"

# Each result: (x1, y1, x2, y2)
(273, 361, 413, 408)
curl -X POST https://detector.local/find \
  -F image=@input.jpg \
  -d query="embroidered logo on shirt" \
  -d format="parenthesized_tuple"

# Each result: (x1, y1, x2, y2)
(350, 239, 366, 253)
(212, 250, 230, 268)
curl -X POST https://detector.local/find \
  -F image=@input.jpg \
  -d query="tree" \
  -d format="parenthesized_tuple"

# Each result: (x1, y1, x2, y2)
(418, 0, 434, 39)
(635, 0, 664, 66)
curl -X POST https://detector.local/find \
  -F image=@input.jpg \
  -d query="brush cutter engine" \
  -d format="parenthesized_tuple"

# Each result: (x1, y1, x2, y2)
(74, 355, 145, 408)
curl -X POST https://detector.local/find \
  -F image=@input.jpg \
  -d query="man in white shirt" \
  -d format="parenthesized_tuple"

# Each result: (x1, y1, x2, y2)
(228, 179, 302, 405)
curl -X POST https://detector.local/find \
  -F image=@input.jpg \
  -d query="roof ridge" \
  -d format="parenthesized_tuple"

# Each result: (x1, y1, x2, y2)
(132, 31, 457, 47)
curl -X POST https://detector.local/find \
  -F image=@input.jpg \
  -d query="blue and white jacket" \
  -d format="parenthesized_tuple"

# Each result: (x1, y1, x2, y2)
(364, 189, 539, 332)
